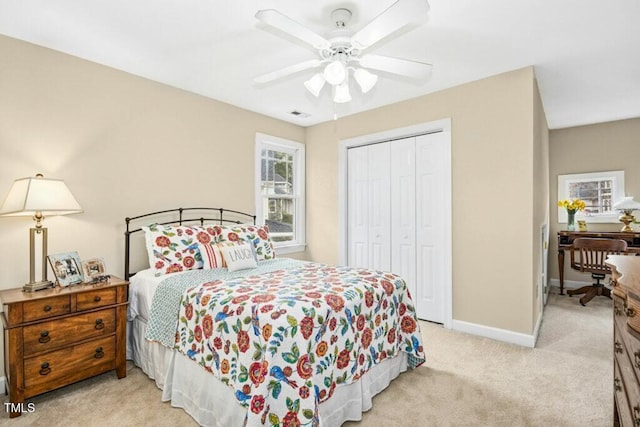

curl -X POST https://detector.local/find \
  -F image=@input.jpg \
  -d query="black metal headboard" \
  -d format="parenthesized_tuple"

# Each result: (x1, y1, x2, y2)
(124, 207, 256, 280)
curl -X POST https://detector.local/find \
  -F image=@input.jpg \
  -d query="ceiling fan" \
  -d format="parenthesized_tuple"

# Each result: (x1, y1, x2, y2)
(254, 0, 432, 104)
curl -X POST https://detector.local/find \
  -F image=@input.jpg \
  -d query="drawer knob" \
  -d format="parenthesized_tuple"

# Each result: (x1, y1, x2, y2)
(615, 341, 624, 354)
(39, 362, 51, 376)
(627, 307, 637, 318)
(94, 318, 104, 330)
(94, 296, 102, 302)
(39, 331, 51, 343)
(94, 347, 105, 359)
(43, 305, 52, 312)
(615, 377, 622, 392)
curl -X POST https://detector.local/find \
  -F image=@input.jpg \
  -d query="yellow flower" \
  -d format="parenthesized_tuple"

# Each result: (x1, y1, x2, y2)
(557, 199, 586, 212)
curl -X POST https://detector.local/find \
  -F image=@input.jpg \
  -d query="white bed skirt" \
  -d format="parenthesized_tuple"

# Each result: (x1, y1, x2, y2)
(128, 318, 409, 426)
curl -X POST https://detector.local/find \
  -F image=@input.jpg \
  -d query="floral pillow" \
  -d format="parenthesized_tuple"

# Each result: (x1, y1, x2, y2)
(143, 224, 217, 276)
(213, 224, 276, 261)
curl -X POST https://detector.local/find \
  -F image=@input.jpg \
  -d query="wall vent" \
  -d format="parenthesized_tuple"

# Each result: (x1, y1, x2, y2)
(289, 110, 310, 118)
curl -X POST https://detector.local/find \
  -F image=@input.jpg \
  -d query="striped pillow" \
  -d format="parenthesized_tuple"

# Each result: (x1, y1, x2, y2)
(199, 243, 227, 269)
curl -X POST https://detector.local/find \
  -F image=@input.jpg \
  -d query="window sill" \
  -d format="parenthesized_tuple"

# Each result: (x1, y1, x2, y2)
(275, 243, 307, 255)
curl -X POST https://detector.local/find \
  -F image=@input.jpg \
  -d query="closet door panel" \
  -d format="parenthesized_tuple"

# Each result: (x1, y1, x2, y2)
(391, 137, 416, 300)
(367, 142, 391, 271)
(347, 146, 370, 268)
(415, 133, 446, 323)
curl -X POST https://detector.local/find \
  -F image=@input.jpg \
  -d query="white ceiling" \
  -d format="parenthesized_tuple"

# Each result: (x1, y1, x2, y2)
(1, 0, 639, 129)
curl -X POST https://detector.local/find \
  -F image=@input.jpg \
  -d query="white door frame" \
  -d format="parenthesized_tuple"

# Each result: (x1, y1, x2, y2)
(338, 118, 452, 329)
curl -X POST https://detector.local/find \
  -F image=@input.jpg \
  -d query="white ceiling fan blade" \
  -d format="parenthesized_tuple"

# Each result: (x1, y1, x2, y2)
(359, 54, 433, 79)
(255, 9, 331, 51)
(351, 0, 430, 50)
(254, 59, 323, 84)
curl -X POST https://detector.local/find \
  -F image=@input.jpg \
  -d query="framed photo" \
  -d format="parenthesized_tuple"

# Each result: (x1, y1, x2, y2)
(48, 251, 84, 287)
(557, 170, 624, 223)
(81, 258, 107, 282)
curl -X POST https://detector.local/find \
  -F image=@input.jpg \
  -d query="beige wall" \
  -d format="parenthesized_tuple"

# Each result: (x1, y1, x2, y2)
(532, 78, 550, 328)
(548, 118, 640, 283)
(0, 34, 555, 379)
(306, 67, 543, 336)
(0, 35, 306, 376)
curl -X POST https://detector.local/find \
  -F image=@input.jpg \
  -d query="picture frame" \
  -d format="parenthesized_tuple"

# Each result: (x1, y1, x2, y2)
(81, 258, 107, 282)
(48, 251, 84, 287)
(557, 170, 624, 223)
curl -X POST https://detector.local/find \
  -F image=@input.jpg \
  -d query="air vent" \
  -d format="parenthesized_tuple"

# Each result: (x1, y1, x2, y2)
(289, 110, 310, 118)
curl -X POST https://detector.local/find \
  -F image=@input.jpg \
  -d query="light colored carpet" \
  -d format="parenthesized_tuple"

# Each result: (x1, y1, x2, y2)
(0, 291, 612, 426)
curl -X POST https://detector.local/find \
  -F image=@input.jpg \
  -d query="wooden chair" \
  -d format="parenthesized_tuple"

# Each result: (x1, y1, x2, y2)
(567, 237, 628, 306)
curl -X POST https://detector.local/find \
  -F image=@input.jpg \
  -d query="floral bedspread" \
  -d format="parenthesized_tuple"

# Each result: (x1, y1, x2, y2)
(173, 261, 425, 426)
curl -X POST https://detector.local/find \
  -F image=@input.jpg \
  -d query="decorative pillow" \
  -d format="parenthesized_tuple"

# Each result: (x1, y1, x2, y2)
(198, 243, 227, 269)
(213, 224, 276, 261)
(143, 224, 217, 276)
(218, 241, 257, 272)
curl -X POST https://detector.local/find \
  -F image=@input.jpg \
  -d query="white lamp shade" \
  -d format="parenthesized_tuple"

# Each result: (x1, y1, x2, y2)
(333, 81, 352, 103)
(304, 73, 326, 97)
(612, 196, 640, 212)
(0, 175, 83, 216)
(323, 60, 347, 85)
(353, 68, 378, 93)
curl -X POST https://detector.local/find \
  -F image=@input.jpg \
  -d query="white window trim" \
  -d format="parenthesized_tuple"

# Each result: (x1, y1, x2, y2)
(557, 170, 624, 223)
(255, 133, 306, 254)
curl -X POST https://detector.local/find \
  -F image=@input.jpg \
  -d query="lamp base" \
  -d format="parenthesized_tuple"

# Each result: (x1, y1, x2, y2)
(23, 280, 54, 292)
(619, 212, 636, 232)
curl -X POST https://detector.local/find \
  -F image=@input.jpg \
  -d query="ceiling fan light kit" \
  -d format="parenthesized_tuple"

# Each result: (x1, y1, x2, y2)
(323, 60, 347, 85)
(255, 0, 432, 105)
(304, 73, 326, 97)
(353, 68, 378, 93)
(333, 79, 352, 104)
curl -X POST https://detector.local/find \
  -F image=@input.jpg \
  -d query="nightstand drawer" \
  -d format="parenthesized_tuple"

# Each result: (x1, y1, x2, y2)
(23, 308, 116, 356)
(24, 336, 115, 394)
(23, 295, 71, 322)
(76, 288, 117, 311)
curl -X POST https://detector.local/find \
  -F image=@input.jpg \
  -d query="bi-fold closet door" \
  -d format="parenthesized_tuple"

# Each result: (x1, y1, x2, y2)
(347, 132, 446, 323)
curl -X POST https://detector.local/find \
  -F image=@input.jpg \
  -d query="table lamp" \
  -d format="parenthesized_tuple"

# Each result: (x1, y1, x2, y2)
(612, 196, 640, 232)
(0, 174, 83, 291)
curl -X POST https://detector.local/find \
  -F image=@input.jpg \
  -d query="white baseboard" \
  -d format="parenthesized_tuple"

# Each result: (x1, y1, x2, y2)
(451, 318, 539, 348)
(549, 278, 592, 291)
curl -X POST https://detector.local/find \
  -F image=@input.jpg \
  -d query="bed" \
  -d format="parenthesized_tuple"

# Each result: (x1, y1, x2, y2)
(125, 207, 425, 426)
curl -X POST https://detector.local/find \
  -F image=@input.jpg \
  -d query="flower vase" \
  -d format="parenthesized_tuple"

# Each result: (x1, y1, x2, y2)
(567, 210, 576, 231)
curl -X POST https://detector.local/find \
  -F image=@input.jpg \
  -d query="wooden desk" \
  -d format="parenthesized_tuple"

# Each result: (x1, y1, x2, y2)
(557, 231, 640, 295)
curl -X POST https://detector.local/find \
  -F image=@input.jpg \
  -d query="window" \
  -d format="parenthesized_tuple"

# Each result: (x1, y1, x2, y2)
(255, 133, 305, 253)
(557, 170, 625, 223)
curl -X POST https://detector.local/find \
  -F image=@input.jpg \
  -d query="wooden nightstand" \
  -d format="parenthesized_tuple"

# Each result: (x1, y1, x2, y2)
(0, 277, 128, 418)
